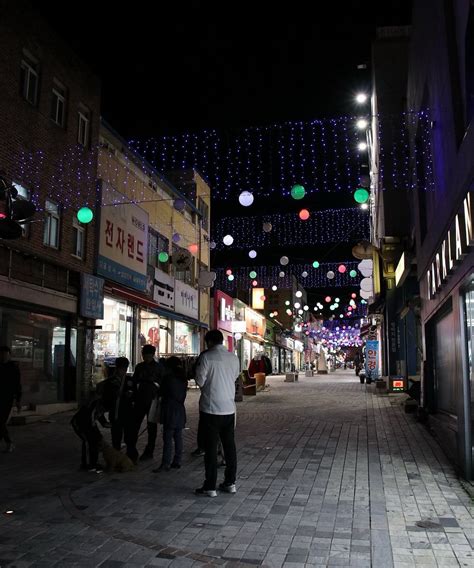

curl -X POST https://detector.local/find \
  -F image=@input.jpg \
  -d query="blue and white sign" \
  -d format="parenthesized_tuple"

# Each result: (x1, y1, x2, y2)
(365, 340, 380, 379)
(80, 274, 105, 319)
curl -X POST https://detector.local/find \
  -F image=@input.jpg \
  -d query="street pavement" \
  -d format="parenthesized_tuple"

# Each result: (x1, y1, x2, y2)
(1, 371, 474, 568)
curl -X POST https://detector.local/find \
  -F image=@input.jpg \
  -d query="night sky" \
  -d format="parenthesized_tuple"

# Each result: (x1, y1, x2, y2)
(31, 1, 413, 312)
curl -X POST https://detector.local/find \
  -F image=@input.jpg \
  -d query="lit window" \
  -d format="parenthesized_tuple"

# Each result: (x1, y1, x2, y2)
(43, 199, 60, 248)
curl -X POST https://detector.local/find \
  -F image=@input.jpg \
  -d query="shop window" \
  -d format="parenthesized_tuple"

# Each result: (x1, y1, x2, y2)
(172, 243, 194, 284)
(72, 218, 85, 259)
(139, 309, 160, 355)
(20, 51, 39, 106)
(159, 318, 172, 356)
(77, 107, 90, 147)
(174, 321, 196, 354)
(43, 199, 60, 248)
(93, 298, 133, 383)
(51, 80, 67, 127)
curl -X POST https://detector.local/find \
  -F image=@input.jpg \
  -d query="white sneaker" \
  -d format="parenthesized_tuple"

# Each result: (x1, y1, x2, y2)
(195, 487, 217, 498)
(219, 483, 236, 494)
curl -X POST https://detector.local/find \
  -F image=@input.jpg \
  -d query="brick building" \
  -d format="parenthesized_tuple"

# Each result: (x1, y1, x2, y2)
(0, 0, 101, 407)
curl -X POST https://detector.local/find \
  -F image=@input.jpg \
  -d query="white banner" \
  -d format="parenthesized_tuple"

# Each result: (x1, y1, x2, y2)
(174, 279, 199, 320)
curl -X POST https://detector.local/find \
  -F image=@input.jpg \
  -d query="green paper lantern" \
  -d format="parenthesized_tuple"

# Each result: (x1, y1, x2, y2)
(158, 252, 169, 263)
(312, 261, 320, 268)
(249, 270, 257, 279)
(349, 269, 357, 277)
(77, 206, 93, 224)
(354, 188, 369, 204)
(291, 184, 305, 200)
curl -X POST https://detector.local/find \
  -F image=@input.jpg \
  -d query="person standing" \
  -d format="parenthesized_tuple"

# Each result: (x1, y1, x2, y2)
(129, 345, 164, 462)
(153, 357, 187, 472)
(195, 330, 240, 497)
(0, 346, 22, 453)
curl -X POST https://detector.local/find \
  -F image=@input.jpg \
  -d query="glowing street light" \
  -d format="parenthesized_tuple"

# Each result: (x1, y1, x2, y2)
(355, 93, 368, 104)
(356, 118, 368, 130)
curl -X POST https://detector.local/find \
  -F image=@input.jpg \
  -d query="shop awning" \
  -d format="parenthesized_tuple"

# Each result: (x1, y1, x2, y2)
(152, 305, 209, 329)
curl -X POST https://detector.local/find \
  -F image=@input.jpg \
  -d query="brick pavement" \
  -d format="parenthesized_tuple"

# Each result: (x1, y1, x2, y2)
(1, 372, 474, 568)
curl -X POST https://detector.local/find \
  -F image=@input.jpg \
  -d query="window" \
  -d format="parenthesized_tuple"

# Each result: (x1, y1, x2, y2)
(43, 199, 60, 248)
(20, 52, 39, 106)
(51, 81, 66, 127)
(12, 182, 30, 237)
(72, 218, 85, 259)
(78, 107, 90, 147)
(197, 197, 209, 232)
(172, 243, 194, 284)
(148, 229, 169, 271)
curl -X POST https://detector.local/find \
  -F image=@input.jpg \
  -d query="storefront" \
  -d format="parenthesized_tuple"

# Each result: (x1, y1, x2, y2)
(214, 290, 236, 352)
(264, 319, 279, 374)
(277, 334, 294, 372)
(172, 279, 201, 355)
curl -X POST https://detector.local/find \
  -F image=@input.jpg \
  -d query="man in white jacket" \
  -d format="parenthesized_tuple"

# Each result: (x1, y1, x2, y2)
(194, 329, 240, 497)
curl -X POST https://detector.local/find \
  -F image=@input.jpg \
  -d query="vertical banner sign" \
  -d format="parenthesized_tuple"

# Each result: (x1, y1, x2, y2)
(365, 340, 379, 379)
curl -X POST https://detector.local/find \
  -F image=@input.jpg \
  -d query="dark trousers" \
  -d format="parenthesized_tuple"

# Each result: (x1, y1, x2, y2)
(127, 401, 157, 461)
(0, 402, 12, 444)
(72, 423, 102, 468)
(201, 412, 237, 490)
(162, 427, 183, 466)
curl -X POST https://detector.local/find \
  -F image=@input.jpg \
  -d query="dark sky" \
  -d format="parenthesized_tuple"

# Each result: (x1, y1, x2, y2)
(32, 1, 413, 138)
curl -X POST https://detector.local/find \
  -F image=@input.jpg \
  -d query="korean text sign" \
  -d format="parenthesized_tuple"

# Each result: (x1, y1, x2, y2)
(365, 340, 379, 379)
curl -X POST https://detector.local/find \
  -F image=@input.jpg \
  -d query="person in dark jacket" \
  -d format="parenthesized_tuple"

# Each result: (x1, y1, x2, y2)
(71, 397, 108, 472)
(0, 346, 22, 453)
(97, 357, 131, 451)
(129, 345, 165, 462)
(153, 357, 188, 472)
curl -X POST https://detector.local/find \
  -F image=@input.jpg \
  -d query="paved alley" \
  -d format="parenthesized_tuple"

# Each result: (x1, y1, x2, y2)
(1, 372, 474, 568)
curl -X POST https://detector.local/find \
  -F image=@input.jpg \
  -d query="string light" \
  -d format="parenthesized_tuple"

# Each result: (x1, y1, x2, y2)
(355, 93, 368, 104)
(299, 209, 310, 220)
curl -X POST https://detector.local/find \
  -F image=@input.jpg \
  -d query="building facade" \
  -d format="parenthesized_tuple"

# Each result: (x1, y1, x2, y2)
(0, 0, 101, 407)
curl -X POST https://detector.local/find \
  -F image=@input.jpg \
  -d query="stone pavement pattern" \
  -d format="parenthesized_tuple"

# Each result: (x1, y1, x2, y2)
(1, 371, 474, 568)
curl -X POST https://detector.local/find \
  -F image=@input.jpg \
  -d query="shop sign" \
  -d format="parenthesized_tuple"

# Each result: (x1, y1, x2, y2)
(153, 268, 174, 310)
(425, 191, 474, 299)
(98, 185, 148, 292)
(174, 279, 199, 320)
(214, 290, 235, 332)
(389, 376, 406, 392)
(80, 274, 104, 319)
(365, 340, 380, 379)
(245, 307, 265, 338)
(252, 287, 265, 310)
(231, 320, 246, 333)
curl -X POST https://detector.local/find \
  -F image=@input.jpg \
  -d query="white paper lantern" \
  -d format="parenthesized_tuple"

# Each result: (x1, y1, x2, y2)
(248, 250, 257, 259)
(279, 271, 285, 277)
(280, 256, 289, 266)
(210, 241, 216, 250)
(263, 222, 272, 233)
(327, 270, 335, 280)
(238, 191, 254, 207)
(302, 271, 308, 278)
(303, 305, 309, 311)
(360, 289, 372, 299)
(358, 259, 373, 277)
(294, 302, 301, 309)
(295, 290, 303, 298)
(271, 285, 277, 291)
(360, 277, 373, 292)
(223, 234, 234, 246)
(234, 332, 242, 340)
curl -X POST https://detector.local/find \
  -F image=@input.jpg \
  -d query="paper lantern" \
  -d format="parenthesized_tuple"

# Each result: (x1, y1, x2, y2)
(210, 241, 216, 250)
(279, 271, 285, 277)
(158, 252, 169, 263)
(263, 222, 272, 233)
(223, 234, 234, 246)
(226, 269, 232, 276)
(285, 300, 290, 306)
(303, 305, 309, 311)
(239, 191, 254, 207)
(252, 280, 258, 287)
(188, 243, 199, 255)
(299, 209, 310, 221)
(351, 293, 357, 299)
(174, 198, 186, 211)
(349, 270, 357, 278)
(335, 297, 340, 303)
(234, 332, 242, 340)
(358, 259, 373, 277)
(77, 207, 93, 224)
(228, 274, 234, 281)
(354, 188, 369, 204)
(286, 309, 292, 315)
(261, 295, 266, 301)
(272, 285, 277, 291)
(301, 271, 308, 278)
(291, 184, 305, 200)
(249, 271, 257, 278)
(172, 232, 181, 243)
(295, 290, 303, 298)
(327, 270, 335, 279)
(360, 277, 373, 292)
(248, 250, 257, 259)
(338, 264, 346, 273)
(294, 302, 301, 309)
(280, 256, 289, 265)
(312, 261, 320, 268)
(325, 296, 332, 303)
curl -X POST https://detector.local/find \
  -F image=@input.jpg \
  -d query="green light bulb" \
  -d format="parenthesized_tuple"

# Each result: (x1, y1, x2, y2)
(350, 270, 357, 277)
(249, 271, 257, 279)
(354, 188, 369, 204)
(312, 261, 320, 268)
(77, 207, 93, 224)
(158, 252, 169, 263)
(291, 184, 305, 200)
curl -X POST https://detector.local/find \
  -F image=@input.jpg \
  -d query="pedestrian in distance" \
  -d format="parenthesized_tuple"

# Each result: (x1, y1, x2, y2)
(194, 329, 240, 497)
(0, 346, 22, 453)
(153, 356, 187, 472)
(128, 344, 165, 463)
